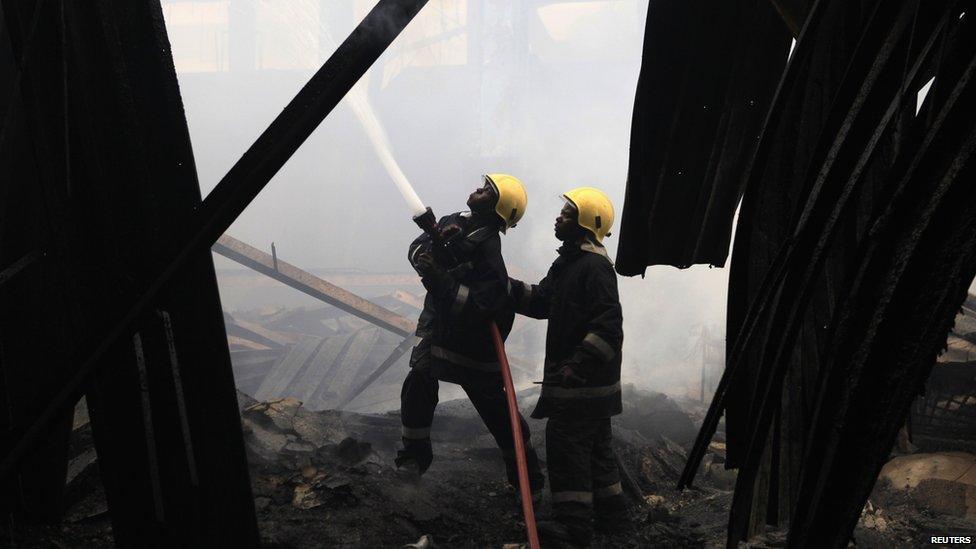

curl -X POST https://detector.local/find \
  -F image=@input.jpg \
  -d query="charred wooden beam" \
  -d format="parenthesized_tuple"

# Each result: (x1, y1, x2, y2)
(218, 270, 423, 288)
(213, 234, 416, 337)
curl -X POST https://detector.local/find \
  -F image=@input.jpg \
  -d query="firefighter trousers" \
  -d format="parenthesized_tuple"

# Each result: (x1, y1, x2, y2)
(397, 363, 544, 491)
(546, 417, 627, 527)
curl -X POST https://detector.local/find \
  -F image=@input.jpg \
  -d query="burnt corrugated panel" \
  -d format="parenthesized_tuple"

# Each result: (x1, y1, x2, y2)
(293, 335, 349, 405)
(721, 0, 875, 474)
(313, 327, 382, 410)
(787, 10, 976, 544)
(616, 0, 793, 273)
(254, 336, 324, 401)
(678, 1, 976, 546)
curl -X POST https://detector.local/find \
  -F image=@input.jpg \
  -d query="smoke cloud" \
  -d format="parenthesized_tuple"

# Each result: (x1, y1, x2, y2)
(162, 0, 729, 398)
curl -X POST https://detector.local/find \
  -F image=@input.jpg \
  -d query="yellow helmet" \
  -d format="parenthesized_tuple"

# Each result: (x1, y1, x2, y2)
(562, 187, 614, 244)
(485, 173, 528, 233)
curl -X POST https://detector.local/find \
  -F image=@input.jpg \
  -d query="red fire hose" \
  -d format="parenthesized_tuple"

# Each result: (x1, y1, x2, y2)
(489, 321, 541, 549)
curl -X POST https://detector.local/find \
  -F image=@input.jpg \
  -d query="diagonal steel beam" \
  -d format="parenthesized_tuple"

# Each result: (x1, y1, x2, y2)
(0, 0, 429, 481)
(213, 234, 416, 337)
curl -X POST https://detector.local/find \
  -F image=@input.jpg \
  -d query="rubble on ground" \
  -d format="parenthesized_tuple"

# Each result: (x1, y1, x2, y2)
(16, 386, 976, 547)
(878, 452, 976, 519)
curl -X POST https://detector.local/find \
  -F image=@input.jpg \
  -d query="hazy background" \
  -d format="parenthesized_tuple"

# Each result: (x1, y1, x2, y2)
(161, 0, 729, 398)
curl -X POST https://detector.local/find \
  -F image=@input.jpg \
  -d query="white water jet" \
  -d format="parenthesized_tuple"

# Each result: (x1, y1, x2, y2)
(344, 83, 427, 216)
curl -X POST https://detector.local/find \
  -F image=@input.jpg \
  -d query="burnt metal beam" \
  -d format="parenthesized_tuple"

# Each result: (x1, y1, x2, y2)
(213, 234, 416, 337)
(0, 0, 428, 483)
(219, 270, 422, 287)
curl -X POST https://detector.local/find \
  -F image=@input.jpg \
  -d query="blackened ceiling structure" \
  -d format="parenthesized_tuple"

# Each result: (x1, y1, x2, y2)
(616, 0, 794, 271)
(618, 0, 976, 547)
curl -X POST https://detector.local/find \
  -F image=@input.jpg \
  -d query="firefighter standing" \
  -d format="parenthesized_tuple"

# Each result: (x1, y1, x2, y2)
(396, 174, 545, 498)
(509, 187, 625, 546)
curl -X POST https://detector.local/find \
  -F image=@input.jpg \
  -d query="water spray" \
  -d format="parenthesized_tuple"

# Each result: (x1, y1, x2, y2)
(340, 84, 448, 261)
(342, 79, 445, 256)
(344, 83, 427, 217)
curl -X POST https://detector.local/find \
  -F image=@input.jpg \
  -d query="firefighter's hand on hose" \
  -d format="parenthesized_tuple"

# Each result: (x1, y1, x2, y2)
(438, 223, 462, 242)
(416, 252, 453, 293)
(415, 252, 443, 276)
(555, 363, 587, 388)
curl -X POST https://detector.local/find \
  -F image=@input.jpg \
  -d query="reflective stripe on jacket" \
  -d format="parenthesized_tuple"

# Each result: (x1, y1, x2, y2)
(408, 212, 513, 379)
(510, 241, 623, 419)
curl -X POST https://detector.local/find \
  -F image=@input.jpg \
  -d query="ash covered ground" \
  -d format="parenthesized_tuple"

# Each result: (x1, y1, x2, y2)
(6, 385, 975, 548)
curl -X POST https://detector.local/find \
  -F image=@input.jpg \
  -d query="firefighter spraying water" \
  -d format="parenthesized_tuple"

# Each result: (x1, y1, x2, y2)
(402, 175, 541, 549)
(347, 84, 539, 547)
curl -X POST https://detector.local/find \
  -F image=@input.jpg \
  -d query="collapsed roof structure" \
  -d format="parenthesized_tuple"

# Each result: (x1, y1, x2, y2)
(618, 0, 976, 546)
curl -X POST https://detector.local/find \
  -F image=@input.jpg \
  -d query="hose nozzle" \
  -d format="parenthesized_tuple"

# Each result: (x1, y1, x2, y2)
(413, 207, 440, 242)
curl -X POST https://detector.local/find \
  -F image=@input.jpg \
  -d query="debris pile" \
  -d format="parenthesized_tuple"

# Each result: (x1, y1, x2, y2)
(224, 302, 541, 413)
(225, 303, 419, 412)
(12, 385, 974, 547)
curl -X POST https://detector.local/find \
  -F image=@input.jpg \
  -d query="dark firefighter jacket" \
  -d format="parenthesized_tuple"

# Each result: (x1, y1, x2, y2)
(408, 212, 514, 382)
(510, 240, 623, 420)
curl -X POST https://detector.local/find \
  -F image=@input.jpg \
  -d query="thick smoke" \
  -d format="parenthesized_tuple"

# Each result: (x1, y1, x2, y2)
(162, 0, 729, 398)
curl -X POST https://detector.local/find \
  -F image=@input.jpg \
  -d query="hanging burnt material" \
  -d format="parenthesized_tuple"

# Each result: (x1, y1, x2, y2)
(1, 0, 428, 546)
(1, 1, 260, 544)
(678, 0, 976, 546)
(616, 0, 792, 273)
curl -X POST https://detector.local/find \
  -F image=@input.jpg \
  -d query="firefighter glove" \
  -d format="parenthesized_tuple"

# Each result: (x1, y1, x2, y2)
(556, 363, 587, 388)
(416, 252, 453, 293)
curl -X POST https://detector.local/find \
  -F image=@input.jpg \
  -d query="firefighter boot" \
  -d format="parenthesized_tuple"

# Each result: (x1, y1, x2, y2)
(537, 519, 593, 548)
(593, 491, 631, 534)
(395, 437, 432, 479)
